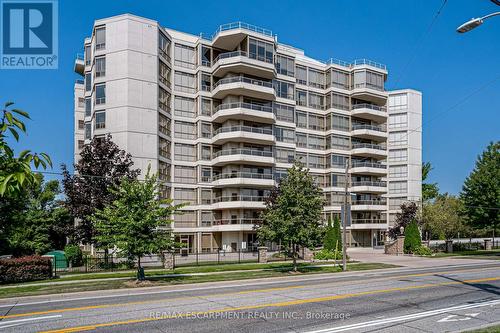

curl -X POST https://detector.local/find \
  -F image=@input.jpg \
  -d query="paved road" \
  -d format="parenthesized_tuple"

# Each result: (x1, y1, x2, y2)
(0, 262, 499, 333)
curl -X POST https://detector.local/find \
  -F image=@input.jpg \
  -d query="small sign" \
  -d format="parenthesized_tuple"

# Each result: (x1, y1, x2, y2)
(341, 204, 351, 227)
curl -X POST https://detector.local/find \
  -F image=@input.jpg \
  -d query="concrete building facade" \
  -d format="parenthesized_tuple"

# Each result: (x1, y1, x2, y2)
(74, 14, 422, 251)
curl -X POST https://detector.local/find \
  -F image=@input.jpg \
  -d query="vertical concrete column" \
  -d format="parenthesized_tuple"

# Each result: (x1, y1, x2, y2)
(397, 236, 405, 255)
(163, 252, 174, 270)
(258, 246, 268, 263)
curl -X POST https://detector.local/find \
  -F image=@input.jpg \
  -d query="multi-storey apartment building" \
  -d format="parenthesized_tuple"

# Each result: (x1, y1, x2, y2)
(74, 14, 422, 251)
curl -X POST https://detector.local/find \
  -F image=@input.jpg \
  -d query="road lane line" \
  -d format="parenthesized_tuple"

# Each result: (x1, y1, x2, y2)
(2, 265, 499, 320)
(304, 299, 500, 332)
(1, 263, 497, 309)
(0, 315, 62, 330)
(37, 276, 500, 333)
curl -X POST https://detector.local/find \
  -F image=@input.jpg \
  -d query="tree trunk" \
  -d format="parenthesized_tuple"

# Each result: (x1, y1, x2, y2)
(292, 244, 297, 272)
(137, 257, 145, 281)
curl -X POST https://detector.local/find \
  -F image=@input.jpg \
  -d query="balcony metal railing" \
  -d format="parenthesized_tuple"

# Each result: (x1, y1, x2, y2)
(212, 22, 273, 40)
(352, 103, 387, 112)
(325, 58, 387, 71)
(213, 125, 273, 136)
(351, 143, 387, 151)
(213, 76, 273, 89)
(76, 53, 84, 60)
(351, 199, 387, 206)
(202, 218, 262, 226)
(352, 124, 386, 132)
(213, 148, 273, 159)
(351, 218, 388, 224)
(75, 79, 84, 85)
(213, 102, 274, 115)
(212, 195, 267, 203)
(213, 50, 273, 65)
(351, 181, 387, 187)
(212, 172, 274, 181)
(352, 82, 385, 92)
(351, 162, 385, 169)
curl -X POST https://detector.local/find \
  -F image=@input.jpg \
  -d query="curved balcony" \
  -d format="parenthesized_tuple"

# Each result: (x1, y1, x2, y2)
(211, 22, 274, 50)
(350, 181, 387, 194)
(211, 195, 266, 210)
(351, 104, 387, 122)
(212, 148, 274, 166)
(351, 143, 387, 159)
(351, 199, 387, 210)
(212, 76, 275, 100)
(350, 218, 388, 229)
(175, 218, 261, 232)
(350, 162, 387, 176)
(74, 54, 84, 75)
(351, 83, 388, 105)
(212, 51, 275, 79)
(212, 172, 275, 188)
(212, 102, 275, 124)
(351, 124, 387, 141)
(212, 126, 274, 145)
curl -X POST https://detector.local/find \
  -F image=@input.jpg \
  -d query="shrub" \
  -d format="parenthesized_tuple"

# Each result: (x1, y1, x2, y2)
(414, 246, 432, 256)
(404, 219, 422, 254)
(314, 248, 344, 260)
(0, 256, 52, 284)
(64, 244, 83, 267)
(323, 217, 342, 251)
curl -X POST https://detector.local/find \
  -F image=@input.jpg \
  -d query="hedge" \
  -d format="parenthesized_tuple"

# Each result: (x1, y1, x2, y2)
(0, 255, 52, 284)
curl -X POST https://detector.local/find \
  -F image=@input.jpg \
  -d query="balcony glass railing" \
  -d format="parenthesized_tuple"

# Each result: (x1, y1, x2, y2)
(352, 83, 385, 92)
(351, 199, 387, 205)
(212, 172, 274, 181)
(213, 148, 273, 159)
(212, 195, 267, 203)
(213, 126, 273, 136)
(212, 22, 273, 39)
(352, 124, 386, 132)
(202, 218, 262, 226)
(350, 181, 387, 187)
(351, 218, 387, 224)
(213, 76, 273, 89)
(213, 50, 273, 65)
(351, 162, 385, 169)
(213, 102, 273, 115)
(352, 104, 387, 112)
(351, 143, 386, 151)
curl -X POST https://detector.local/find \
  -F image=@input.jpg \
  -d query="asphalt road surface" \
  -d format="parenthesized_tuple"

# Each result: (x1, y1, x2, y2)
(1, 262, 500, 333)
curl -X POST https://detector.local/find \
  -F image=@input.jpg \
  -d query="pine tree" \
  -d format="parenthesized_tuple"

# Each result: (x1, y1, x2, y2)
(323, 217, 336, 251)
(404, 219, 421, 253)
(333, 216, 342, 251)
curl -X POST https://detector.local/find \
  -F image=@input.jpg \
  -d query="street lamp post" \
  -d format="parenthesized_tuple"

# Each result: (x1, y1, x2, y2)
(457, 12, 500, 33)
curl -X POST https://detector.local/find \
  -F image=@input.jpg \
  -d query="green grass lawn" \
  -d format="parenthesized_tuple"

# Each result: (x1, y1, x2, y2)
(431, 249, 500, 259)
(0, 262, 397, 299)
(466, 324, 500, 333)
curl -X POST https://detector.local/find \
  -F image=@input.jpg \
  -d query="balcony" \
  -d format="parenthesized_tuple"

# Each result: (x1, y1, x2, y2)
(199, 218, 261, 232)
(350, 181, 387, 194)
(350, 218, 388, 229)
(212, 102, 275, 124)
(351, 124, 387, 141)
(74, 54, 84, 75)
(349, 162, 387, 176)
(212, 126, 274, 145)
(211, 195, 266, 210)
(211, 22, 274, 50)
(351, 104, 387, 122)
(212, 51, 275, 79)
(351, 82, 388, 104)
(212, 172, 275, 188)
(351, 143, 387, 159)
(212, 148, 274, 166)
(212, 76, 275, 100)
(351, 199, 387, 211)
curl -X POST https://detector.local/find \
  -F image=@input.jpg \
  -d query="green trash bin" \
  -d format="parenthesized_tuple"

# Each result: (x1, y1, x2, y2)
(44, 250, 67, 270)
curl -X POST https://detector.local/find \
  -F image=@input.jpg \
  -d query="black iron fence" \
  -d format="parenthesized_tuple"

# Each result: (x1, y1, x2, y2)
(427, 240, 500, 252)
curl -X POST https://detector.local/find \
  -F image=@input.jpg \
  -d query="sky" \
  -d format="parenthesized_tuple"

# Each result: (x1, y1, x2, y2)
(1, 0, 499, 195)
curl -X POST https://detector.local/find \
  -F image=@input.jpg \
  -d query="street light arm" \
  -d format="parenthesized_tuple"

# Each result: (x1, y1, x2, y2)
(457, 11, 500, 33)
(481, 11, 500, 20)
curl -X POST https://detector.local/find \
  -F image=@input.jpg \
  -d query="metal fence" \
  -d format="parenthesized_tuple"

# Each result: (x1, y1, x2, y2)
(427, 240, 500, 252)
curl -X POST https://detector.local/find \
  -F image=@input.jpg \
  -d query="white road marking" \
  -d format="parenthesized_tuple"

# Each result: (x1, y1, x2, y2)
(437, 313, 479, 322)
(1, 263, 498, 309)
(304, 299, 500, 333)
(0, 315, 62, 329)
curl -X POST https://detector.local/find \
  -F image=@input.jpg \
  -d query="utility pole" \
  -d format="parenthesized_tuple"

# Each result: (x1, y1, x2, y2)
(342, 159, 349, 271)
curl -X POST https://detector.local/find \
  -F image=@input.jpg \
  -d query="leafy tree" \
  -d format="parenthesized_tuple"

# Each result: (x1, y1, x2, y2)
(257, 162, 324, 271)
(388, 201, 419, 239)
(64, 244, 83, 267)
(404, 219, 421, 253)
(323, 217, 342, 252)
(460, 142, 500, 236)
(423, 194, 464, 240)
(62, 135, 140, 245)
(92, 171, 183, 280)
(422, 162, 439, 202)
(0, 102, 51, 197)
(1, 174, 73, 256)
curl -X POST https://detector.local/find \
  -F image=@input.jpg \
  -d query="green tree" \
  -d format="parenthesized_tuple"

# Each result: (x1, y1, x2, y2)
(257, 162, 324, 271)
(460, 142, 500, 236)
(404, 219, 421, 254)
(92, 171, 183, 280)
(0, 102, 51, 197)
(422, 162, 439, 202)
(388, 201, 419, 239)
(323, 217, 342, 252)
(423, 194, 464, 240)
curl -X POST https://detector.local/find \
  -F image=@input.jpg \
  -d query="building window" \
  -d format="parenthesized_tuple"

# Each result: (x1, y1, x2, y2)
(201, 144, 211, 160)
(296, 133, 307, 148)
(77, 97, 85, 108)
(158, 33, 171, 62)
(174, 121, 196, 140)
(275, 126, 295, 143)
(159, 60, 171, 87)
(275, 148, 295, 163)
(95, 56, 105, 77)
(84, 123, 91, 139)
(308, 154, 325, 169)
(275, 103, 294, 122)
(200, 122, 211, 139)
(200, 98, 212, 116)
(308, 114, 325, 131)
(308, 93, 324, 110)
(200, 72, 211, 92)
(85, 73, 91, 92)
(201, 167, 211, 183)
(389, 131, 408, 146)
(389, 148, 408, 162)
(174, 165, 197, 184)
(331, 114, 350, 131)
(276, 55, 294, 76)
(95, 111, 105, 129)
(389, 165, 407, 178)
(389, 113, 408, 129)
(329, 135, 350, 150)
(274, 80, 294, 99)
(95, 84, 105, 105)
(159, 87, 171, 113)
(174, 96, 195, 118)
(248, 38, 273, 63)
(78, 140, 84, 149)
(296, 89, 307, 107)
(95, 26, 106, 50)
(159, 161, 171, 182)
(389, 181, 407, 194)
(174, 143, 196, 161)
(329, 154, 348, 168)
(159, 113, 171, 136)
(328, 69, 349, 89)
(353, 70, 384, 91)
(389, 93, 408, 110)
(174, 71, 196, 93)
(329, 92, 349, 111)
(308, 134, 325, 150)
(85, 98, 91, 117)
(174, 43, 196, 69)
(174, 188, 197, 205)
(84, 45, 91, 66)
(296, 111, 307, 128)
(389, 197, 407, 210)
(78, 120, 84, 129)
(159, 137, 171, 159)
(296, 65, 307, 85)
(308, 68, 325, 89)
